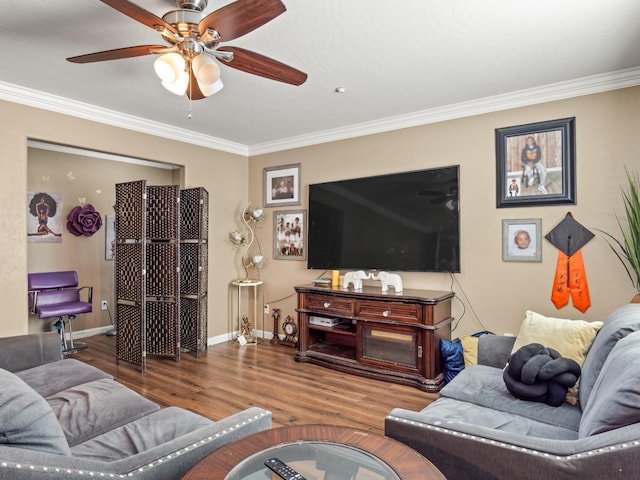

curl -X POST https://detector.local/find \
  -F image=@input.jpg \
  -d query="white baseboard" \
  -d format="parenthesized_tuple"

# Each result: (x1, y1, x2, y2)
(70, 327, 276, 346)
(207, 330, 275, 346)
(63, 325, 114, 340)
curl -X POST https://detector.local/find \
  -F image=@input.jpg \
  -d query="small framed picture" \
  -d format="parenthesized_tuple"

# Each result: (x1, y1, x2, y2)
(502, 218, 542, 262)
(495, 117, 576, 208)
(274, 210, 306, 261)
(105, 215, 115, 260)
(264, 163, 301, 207)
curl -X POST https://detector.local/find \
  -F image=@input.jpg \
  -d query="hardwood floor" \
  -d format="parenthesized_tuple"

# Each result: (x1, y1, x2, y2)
(73, 334, 437, 435)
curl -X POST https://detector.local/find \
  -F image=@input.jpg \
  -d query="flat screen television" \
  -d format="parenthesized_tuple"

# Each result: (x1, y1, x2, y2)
(307, 165, 460, 273)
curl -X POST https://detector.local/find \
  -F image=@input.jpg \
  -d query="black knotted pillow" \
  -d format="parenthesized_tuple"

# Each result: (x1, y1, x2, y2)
(503, 342, 581, 407)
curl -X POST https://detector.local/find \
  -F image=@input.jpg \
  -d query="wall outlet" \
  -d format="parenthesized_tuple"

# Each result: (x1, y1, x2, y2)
(101, 300, 108, 311)
(264, 303, 270, 314)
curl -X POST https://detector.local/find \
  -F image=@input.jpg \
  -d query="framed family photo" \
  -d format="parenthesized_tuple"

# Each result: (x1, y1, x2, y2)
(264, 163, 301, 207)
(502, 218, 542, 262)
(495, 117, 576, 208)
(273, 209, 306, 261)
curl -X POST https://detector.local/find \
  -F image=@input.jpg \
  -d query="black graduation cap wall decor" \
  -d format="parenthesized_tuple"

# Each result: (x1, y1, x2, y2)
(545, 212, 595, 256)
(545, 212, 594, 313)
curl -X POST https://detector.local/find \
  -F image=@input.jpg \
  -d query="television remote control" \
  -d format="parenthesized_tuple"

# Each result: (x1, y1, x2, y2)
(264, 457, 307, 480)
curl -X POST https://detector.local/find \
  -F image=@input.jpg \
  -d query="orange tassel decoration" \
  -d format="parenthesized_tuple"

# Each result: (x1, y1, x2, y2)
(551, 249, 590, 313)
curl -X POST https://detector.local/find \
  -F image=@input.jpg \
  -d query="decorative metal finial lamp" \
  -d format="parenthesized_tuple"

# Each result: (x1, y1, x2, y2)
(229, 202, 265, 281)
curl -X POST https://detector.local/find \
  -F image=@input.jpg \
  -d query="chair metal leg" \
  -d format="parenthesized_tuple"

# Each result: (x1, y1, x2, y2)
(53, 318, 67, 352)
(61, 315, 87, 355)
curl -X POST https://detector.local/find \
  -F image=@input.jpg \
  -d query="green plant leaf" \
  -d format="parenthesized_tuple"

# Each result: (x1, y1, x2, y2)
(602, 168, 640, 292)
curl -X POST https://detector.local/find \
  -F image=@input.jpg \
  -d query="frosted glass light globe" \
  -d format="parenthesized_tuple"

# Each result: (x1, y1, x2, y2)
(161, 69, 189, 95)
(154, 53, 185, 83)
(192, 54, 220, 85)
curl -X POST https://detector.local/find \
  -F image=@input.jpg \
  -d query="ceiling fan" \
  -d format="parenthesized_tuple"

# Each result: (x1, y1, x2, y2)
(67, 0, 307, 99)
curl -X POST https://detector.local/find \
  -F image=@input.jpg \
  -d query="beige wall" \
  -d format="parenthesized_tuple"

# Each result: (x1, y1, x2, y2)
(2, 86, 639, 342)
(1, 100, 247, 338)
(27, 149, 175, 333)
(250, 87, 640, 337)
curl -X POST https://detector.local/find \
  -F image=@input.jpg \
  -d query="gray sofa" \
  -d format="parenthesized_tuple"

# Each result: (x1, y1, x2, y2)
(385, 304, 640, 480)
(0, 332, 272, 480)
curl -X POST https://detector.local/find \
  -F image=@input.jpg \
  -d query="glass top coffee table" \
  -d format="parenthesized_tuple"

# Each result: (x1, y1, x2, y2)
(181, 425, 445, 480)
(228, 441, 399, 479)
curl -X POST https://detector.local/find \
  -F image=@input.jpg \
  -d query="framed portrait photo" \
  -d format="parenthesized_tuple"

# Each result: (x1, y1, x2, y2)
(27, 191, 63, 243)
(105, 215, 115, 260)
(274, 209, 306, 261)
(264, 163, 301, 207)
(495, 117, 576, 208)
(502, 218, 542, 262)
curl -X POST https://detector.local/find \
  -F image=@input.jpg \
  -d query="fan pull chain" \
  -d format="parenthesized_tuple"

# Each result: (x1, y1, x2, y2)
(188, 73, 193, 119)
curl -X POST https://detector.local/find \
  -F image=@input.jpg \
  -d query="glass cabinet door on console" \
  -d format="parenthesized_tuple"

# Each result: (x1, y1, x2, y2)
(358, 323, 421, 374)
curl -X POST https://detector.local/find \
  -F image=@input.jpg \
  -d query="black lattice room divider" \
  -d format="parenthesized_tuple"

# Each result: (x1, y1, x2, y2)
(114, 180, 147, 371)
(114, 181, 208, 371)
(146, 185, 181, 364)
(180, 187, 209, 357)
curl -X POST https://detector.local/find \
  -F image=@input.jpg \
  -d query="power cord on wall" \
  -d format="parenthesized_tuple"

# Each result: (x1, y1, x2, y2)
(449, 273, 488, 333)
(104, 303, 116, 337)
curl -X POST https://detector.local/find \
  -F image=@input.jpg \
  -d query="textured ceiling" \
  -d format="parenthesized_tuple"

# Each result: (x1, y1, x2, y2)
(1, 0, 640, 155)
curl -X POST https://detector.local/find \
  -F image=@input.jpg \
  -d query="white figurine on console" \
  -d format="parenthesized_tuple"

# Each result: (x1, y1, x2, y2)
(371, 271, 403, 293)
(343, 270, 370, 290)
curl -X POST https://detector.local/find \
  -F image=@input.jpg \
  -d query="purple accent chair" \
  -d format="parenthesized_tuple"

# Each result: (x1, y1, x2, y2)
(28, 271, 92, 354)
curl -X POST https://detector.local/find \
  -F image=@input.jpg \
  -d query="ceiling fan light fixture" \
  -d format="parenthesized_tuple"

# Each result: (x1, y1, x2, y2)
(192, 53, 220, 85)
(198, 78, 224, 97)
(67, 0, 308, 99)
(162, 69, 189, 95)
(154, 52, 186, 83)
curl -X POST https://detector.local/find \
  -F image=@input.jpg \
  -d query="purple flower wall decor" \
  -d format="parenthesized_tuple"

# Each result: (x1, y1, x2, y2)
(67, 204, 103, 237)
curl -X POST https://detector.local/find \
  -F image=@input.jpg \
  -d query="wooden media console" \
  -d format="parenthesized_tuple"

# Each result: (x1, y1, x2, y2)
(294, 284, 454, 392)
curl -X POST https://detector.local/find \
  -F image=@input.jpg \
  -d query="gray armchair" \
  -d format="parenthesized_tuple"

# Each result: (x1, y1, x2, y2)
(0, 332, 271, 480)
(385, 304, 640, 480)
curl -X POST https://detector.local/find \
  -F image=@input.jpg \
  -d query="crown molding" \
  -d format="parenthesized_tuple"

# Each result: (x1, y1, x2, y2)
(2, 67, 640, 158)
(248, 67, 640, 156)
(0, 81, 248, 157)
(27, 140, 179, 169)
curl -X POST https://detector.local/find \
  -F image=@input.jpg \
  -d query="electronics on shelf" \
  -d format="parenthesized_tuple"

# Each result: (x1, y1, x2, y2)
(309, 316, 345, 327)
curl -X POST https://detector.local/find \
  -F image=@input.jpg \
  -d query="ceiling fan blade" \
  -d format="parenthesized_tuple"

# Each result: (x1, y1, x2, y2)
(99, 0, 178, 36)
(67, 45, 167, 63)
(219, 47, 307, 85)
(198, 0, 286, 41)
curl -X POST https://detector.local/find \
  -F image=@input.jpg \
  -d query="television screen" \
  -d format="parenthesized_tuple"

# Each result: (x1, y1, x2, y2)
(308, 166, 460, 273)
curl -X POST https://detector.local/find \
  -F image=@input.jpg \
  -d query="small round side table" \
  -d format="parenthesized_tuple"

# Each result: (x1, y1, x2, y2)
(230, 279, 264, 342)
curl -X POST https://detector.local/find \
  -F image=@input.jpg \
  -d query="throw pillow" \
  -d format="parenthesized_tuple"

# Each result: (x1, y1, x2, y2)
(461, 336, 479, 367)
(512, 311, 603, 364)
(504, 343, 581, 407)
(440, 338, 464, 383)
(511, 310, 603, 405)
(0, 368, 71, 455)
(578, 304, 640, 407)
(579, 330, 640, 437)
